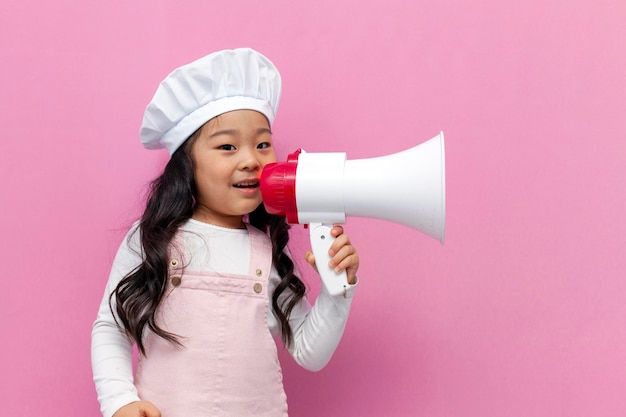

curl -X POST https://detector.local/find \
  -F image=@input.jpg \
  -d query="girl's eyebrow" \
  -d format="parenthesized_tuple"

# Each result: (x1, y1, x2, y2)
(209, 127, 272, 139)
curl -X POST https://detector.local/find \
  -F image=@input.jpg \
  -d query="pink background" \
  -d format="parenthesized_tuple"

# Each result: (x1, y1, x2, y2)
(1, 1, 625, 416)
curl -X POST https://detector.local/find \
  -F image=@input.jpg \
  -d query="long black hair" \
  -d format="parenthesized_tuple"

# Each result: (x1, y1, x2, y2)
(110, 133, 306, 355)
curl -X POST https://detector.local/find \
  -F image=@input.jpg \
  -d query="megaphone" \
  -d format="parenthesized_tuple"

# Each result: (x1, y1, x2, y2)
(260, 132, 446, 296)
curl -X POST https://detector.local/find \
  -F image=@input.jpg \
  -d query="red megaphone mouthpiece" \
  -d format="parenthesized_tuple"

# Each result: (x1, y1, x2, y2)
(260, 149, 301, 223)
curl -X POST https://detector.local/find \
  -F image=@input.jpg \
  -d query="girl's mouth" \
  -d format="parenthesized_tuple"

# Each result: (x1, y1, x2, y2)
(233, 180, 260, 189)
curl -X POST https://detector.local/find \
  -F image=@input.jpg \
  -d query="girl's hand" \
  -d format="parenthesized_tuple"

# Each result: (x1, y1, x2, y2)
(305, 225, 359, 285)
(112, 401, 161, 417)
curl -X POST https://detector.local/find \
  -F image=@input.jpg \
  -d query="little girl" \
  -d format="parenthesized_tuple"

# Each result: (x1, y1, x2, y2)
(91, 48, 359, 417)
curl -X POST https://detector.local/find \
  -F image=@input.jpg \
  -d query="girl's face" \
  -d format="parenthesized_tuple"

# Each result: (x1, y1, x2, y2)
(190, 110, 277, 228)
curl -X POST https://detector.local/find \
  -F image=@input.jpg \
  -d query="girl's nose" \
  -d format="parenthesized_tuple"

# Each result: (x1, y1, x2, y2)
(240, 149, 261, 171)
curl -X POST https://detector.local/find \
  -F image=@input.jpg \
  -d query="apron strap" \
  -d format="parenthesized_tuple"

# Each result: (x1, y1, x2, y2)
(246, 224, 274, 283)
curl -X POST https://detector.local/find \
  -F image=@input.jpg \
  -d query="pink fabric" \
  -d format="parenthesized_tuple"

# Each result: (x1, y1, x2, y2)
(135, 226, 288, 416)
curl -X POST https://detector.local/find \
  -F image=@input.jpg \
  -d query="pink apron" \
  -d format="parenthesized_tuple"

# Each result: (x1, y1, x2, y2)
(135, 225, 288, 416)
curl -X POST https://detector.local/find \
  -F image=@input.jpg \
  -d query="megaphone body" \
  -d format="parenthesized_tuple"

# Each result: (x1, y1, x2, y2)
(260, 132, 446, 296)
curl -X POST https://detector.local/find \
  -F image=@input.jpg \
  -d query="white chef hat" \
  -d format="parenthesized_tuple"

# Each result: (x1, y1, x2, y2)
(139, 48, 282, 155)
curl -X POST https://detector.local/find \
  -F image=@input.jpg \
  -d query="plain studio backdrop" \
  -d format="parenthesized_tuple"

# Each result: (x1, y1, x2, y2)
(1, 1, 625, 416)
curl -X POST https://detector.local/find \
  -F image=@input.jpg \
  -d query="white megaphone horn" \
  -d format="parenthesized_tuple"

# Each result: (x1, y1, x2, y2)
(260, 132, 446, 296)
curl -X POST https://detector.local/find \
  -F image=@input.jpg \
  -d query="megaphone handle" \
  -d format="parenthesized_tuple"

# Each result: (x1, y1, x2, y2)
(309, 222, 349, 297)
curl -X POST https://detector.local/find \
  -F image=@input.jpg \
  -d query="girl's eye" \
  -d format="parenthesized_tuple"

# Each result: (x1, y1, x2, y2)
(257, 142, 272, 150)
(219, 144, 236, 151)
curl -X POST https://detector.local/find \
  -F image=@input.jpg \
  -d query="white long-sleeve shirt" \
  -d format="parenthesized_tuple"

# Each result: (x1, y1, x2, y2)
(92, 219, 356, 417)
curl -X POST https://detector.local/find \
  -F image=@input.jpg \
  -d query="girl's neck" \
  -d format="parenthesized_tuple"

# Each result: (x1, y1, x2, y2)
(191, 205, 246, 229)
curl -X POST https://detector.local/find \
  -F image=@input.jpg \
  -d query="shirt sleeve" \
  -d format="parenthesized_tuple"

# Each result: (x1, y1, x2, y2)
(271, 256, 357, 372)
(91, 227, 142, 417)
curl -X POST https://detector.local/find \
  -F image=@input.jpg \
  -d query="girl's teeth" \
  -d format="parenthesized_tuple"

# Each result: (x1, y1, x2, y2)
(235, 182, 259, 188)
